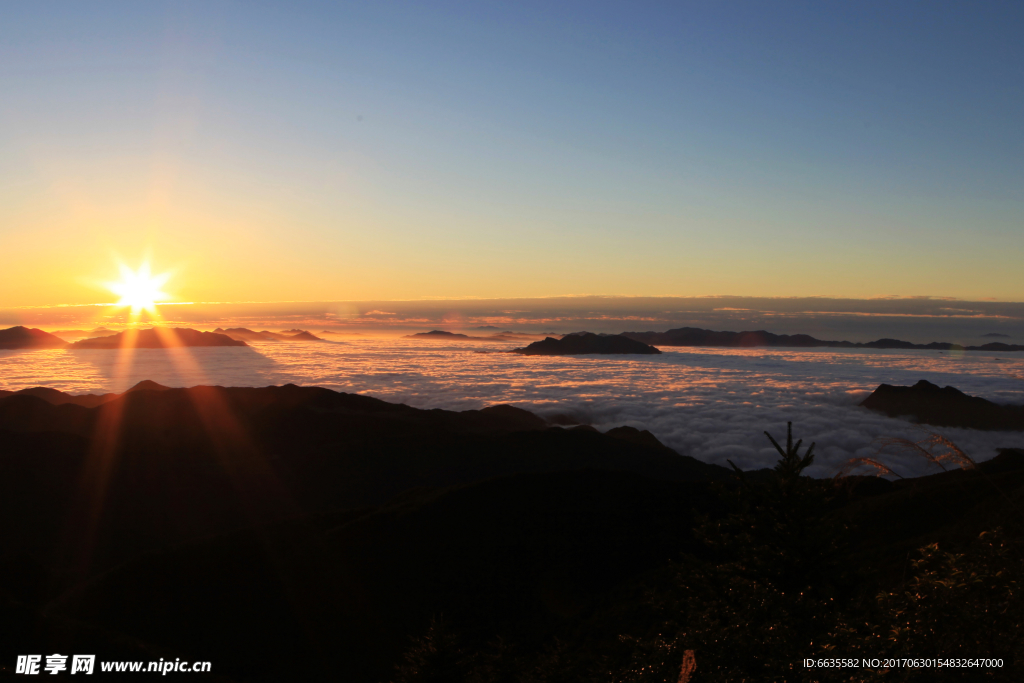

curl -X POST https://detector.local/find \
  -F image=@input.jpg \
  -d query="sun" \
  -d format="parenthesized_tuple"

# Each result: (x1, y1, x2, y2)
(107, 262, 172, 315)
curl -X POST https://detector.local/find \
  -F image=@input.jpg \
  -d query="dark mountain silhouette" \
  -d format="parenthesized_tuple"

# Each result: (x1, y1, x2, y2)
(0, 326, 68, 349)
(0, 381, 733, 681)
(406, 330, 539, 342)
(405, 330, 471, 339)
(285, 330, 323, 341)
(512, 333, 661, 355)
(0, 386, 117, 408)
(605, 425, 670, 449)
(860, 379, 1024, 431)
(0, 382, 724, 579)
(623, 327, 844, 348)
(971, 342, 1024, 352)
(622, 326, 1024, 351)
(2, 381, 1023, 681)
(261, 329, 322, 341)
(70, 328, 246, 349)
(125, 379, 172, 393)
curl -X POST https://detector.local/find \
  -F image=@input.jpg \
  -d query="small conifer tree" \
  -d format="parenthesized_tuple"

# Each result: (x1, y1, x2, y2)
(620, 422, 850, 682)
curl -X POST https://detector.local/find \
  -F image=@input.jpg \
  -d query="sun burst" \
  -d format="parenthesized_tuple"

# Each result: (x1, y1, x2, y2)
(107, 262, 171, 316)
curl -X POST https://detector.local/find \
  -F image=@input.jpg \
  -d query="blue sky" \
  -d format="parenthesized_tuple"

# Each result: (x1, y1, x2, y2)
(1, 1, 1022, 305)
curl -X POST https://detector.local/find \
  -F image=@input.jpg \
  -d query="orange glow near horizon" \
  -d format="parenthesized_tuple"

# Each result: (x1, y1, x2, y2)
(106, 262, 172, 317)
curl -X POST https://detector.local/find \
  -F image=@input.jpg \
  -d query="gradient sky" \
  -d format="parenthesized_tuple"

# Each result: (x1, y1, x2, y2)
(2, 1, 1022, 307)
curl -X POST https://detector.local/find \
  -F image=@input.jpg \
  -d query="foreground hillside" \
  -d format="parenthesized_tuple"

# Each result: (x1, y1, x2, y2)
(0, 382, 719, 578)
(0, 384, 1020, 681)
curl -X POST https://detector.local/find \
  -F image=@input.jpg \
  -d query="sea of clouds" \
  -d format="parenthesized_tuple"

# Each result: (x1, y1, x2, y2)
(3, 338, 1024, 478)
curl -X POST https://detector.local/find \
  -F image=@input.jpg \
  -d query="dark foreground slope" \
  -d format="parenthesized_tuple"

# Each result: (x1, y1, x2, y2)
(2, 384, 1022, 681)
(0, 383, 721, 576)
(15, 445, 1024, 683)
(46, 471, 720, 682)
(0, 383, 725, 679)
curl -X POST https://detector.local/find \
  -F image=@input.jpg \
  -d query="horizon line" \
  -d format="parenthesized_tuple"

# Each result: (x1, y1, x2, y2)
(3, 293, 1014, 310)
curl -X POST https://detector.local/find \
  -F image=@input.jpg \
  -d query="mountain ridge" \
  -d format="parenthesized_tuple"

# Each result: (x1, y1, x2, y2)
(512, 333, 661, 355)
(860, 379, 1024, 431)
(69, 328, 247, 349)
(0, 326, 68, 349)
(622, 326, 1024, 351)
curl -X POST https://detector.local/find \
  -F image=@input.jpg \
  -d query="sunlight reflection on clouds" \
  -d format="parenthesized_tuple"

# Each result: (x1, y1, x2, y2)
(2, 340, 1023, 477)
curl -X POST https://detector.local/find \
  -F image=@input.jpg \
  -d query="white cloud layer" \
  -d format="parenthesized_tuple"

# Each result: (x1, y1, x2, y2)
(3, 340, 1023, 478)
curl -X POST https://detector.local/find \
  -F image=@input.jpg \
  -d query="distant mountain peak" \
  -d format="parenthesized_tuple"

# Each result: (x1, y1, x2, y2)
(127, 380, 172, 393)
(861, 380, 1024, 431)
(513, 333, 660, 356)
(69, 328, 247, 349)
(405, 330, 470, 339)
(622, 327, 1024, 352)
(0, 326, 69, 349)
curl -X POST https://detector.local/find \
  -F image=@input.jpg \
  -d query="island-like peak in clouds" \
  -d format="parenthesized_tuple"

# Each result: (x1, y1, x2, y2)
(70, 328, 247, 349)
(622, 326, 1024, 351)
(404, 330, 471, 339)
(861, 380, 1024, 431)
(513, 332, 661, 355)
(0, 326, 69, 349)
